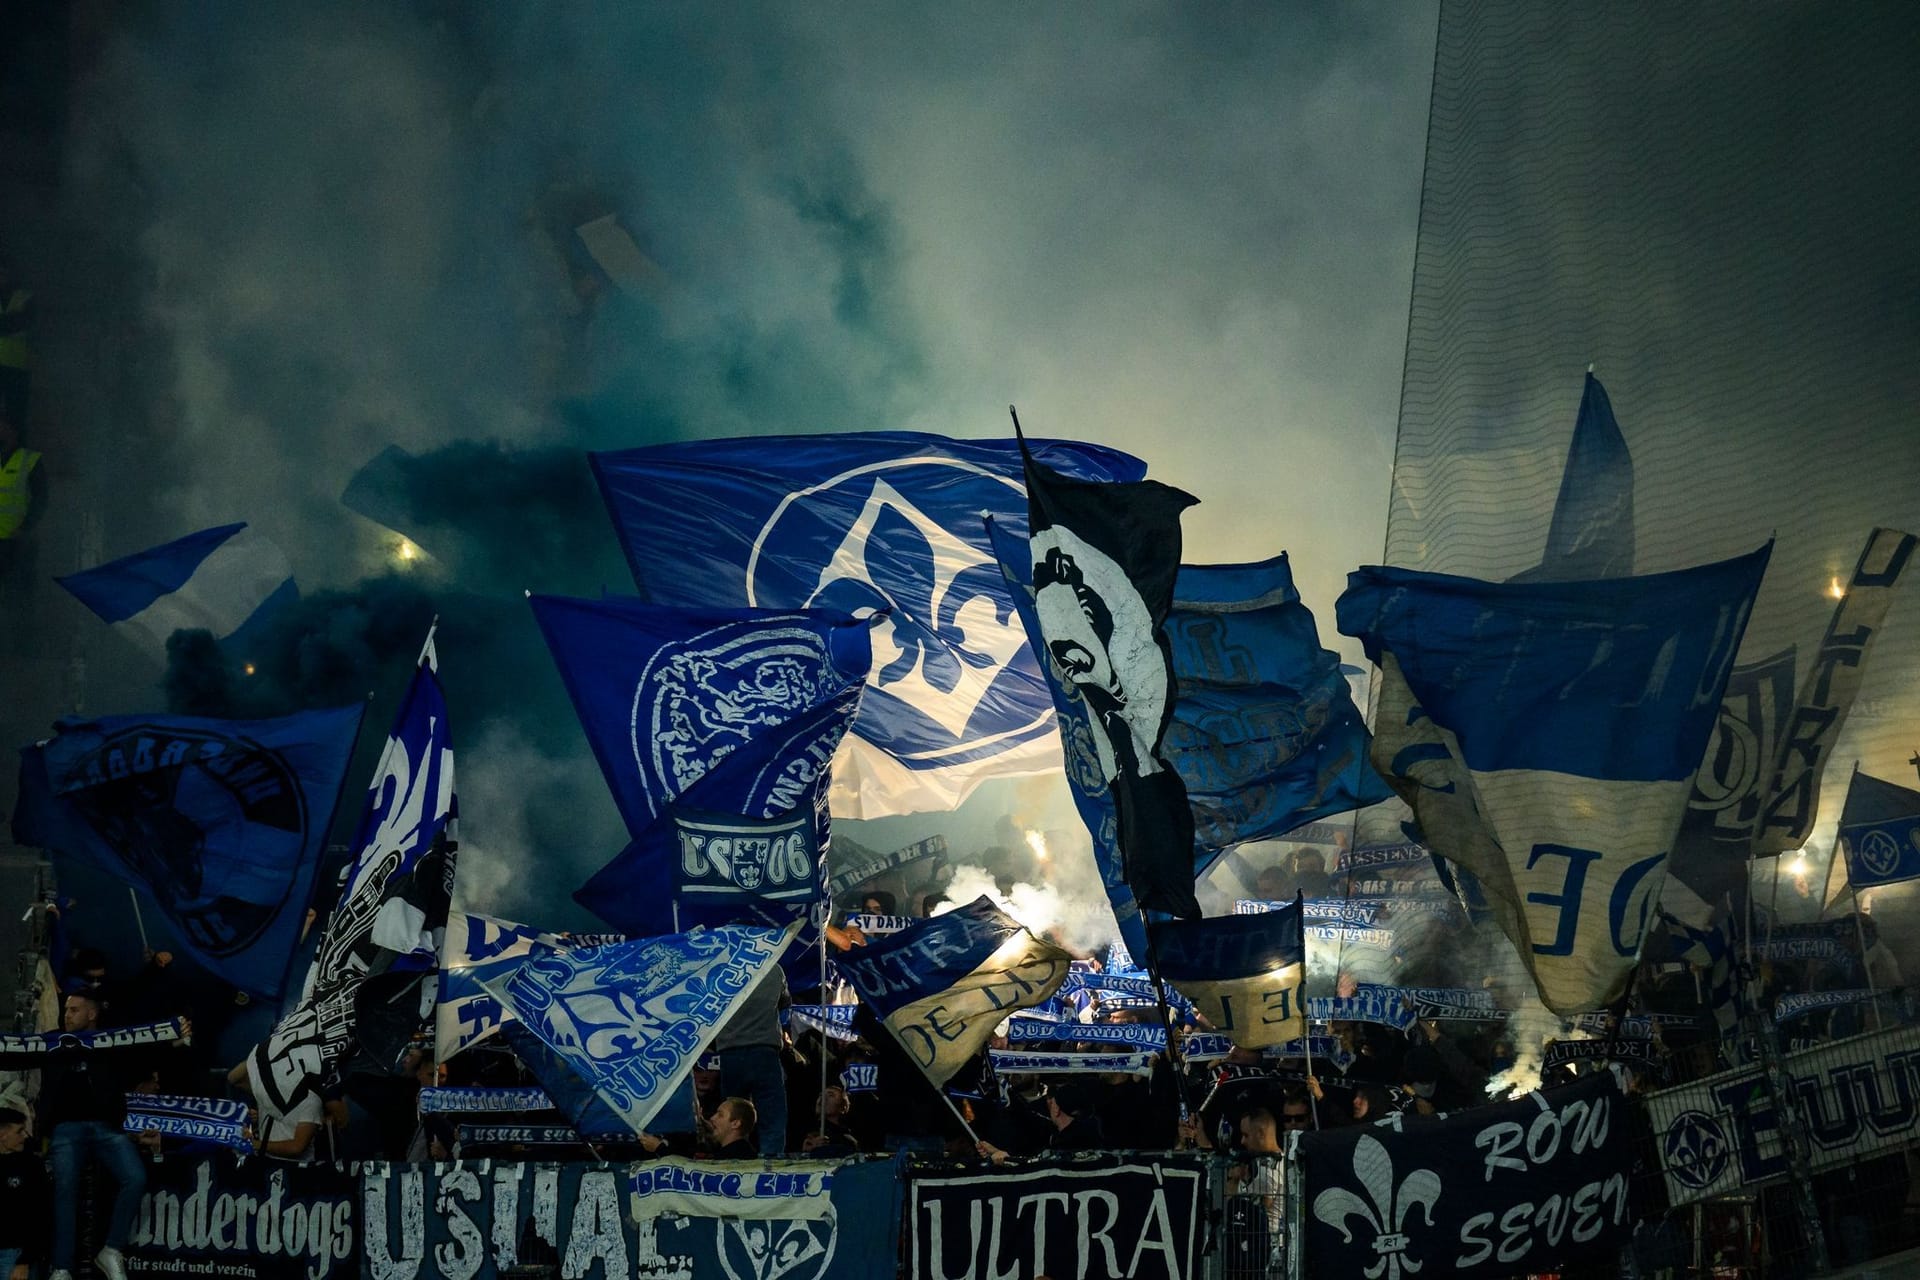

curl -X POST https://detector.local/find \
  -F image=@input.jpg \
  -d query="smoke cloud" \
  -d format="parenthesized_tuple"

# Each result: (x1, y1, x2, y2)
(24, 2, 1435, 937)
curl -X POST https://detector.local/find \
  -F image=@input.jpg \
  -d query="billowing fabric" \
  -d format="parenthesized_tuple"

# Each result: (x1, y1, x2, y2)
(531, 596, 869, 943)
(246, 637, 454, 1120)
(835, 896, 1069, 1087)
(1151, 897, 1305, 1048)
(1338, 545, 1770, 1012)
(591, 431, 1146, 817)
(14, 706, 362, 997)
(484, 921, 797, 1138)
(56, 522, 297, 658)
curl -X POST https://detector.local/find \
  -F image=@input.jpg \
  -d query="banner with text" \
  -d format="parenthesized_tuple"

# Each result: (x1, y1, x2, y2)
(909, 1155, 1207, 1280)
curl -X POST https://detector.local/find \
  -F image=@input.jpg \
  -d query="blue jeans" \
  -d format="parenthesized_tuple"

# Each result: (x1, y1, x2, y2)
(50, 1121, 147, 1268)
(0, 1246, 22, 1279)
(718, 1046, 788, 1156)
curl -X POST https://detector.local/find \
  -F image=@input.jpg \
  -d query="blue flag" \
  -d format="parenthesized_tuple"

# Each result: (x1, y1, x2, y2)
(530, 596, 871, 938)
(13, 705, 362, 997)
(835, 897, 1071, 1087)
(1150, 897, 1307, 1048)
(1339, 545, 1770, 1013)
(1838, 768, 1920, 889)
(990, 527, 1386, 956)
(1163, 555, 1392, 865)
(483, 921, 798, 1138)
(1511, 372, 1634, 582)
(246, 633, 455, 1121)
(590, 432, 1146, 818)
(56, 522, 298, 660)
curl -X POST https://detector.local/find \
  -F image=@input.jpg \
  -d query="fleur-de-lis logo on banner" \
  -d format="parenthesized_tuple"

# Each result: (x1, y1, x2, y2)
(1313, 1133, 1443, 1280)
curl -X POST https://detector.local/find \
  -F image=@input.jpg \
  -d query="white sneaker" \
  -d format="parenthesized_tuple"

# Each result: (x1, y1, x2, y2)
(48, 1270, 73, 1280)
(95, 1248, 130, 1280)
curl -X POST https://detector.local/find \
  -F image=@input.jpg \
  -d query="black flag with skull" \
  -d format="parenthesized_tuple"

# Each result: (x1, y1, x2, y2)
(1017, 411, 1202, 919)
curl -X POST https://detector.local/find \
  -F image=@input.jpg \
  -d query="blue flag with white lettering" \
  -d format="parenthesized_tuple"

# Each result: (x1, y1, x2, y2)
(245, 633, 456, 1121)
(483, 921, 798, 1138)
(1339, 545, 1770, 1013)
(591, 432, 1146, 819)
(1151, 897, 1306, 1048)
(530, 596, 871, 939)
(13, 704, 363, 997)
(1838, 768, 1920, 889)
(836, 897, 1071, 1087)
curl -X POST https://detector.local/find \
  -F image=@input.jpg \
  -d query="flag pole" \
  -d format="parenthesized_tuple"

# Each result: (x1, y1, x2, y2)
(1851, 884, 1883, 1032)
(935, 1087, 982, 1146)
(126, 886, 148, 955)
(1302, 1031, 1321, 1130)
(816, 918, 830, 1140)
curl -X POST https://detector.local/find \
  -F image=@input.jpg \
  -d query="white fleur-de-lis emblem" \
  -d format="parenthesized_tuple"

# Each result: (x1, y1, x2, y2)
(1312, 1133, 1443, 1280)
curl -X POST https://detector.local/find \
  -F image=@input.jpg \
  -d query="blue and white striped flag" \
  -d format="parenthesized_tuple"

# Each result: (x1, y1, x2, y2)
(57, 522, 296, 658)
(1339, 545, 1770, 1013)
(836, 897, 1070, 1087)
(1151, 897, 1306, 1049)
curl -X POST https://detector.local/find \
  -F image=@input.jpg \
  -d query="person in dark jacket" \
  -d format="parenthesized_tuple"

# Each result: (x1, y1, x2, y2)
(0, 993, 162, 1280)
(0, 1106, 50, 1280)
(976, 1083, 1105, 1161)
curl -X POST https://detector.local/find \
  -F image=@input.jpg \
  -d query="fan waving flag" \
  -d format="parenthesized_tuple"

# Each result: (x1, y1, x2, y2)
(1150, 898, 1306, 1048)
(1337, 545, 1770, 1013)
(244, 631, 455, 1123)
(836, 897, 1071, 1087)
(12, 704, 362, 997)
(530, 596, 871, 938)
(483, 920, 798, 1139)
(1016, 419, 1201, 920)
(590, 431, 1146, 818)
(57, 522, 297, 660)
(1838, 767, 1920, 890)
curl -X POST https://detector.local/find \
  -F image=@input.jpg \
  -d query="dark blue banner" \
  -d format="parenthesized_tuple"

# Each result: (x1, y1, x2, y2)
(15, 705, 363, 997)
(1299, 1071, 1632, 1278)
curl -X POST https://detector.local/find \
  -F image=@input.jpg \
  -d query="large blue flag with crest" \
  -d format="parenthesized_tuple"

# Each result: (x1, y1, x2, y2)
(530, 596, 871, 940)
(245, 632, 455, 1122)
(483, 920, 798, 1138)
(1337, 545, 1770, 1013)
(590, 432, 1145, 818)
(13, 705, 362, 998)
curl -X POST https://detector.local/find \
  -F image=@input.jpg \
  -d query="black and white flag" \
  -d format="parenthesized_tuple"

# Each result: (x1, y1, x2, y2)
(1018, 415, 1201, 919)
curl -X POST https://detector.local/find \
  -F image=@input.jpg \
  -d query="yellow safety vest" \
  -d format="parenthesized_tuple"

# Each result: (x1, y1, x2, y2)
(0, 288, 30, 370)
(0, 447, 41, 538)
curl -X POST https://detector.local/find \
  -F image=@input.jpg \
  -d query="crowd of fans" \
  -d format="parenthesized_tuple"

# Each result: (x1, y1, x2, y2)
(0, 844, 1906, 1278)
